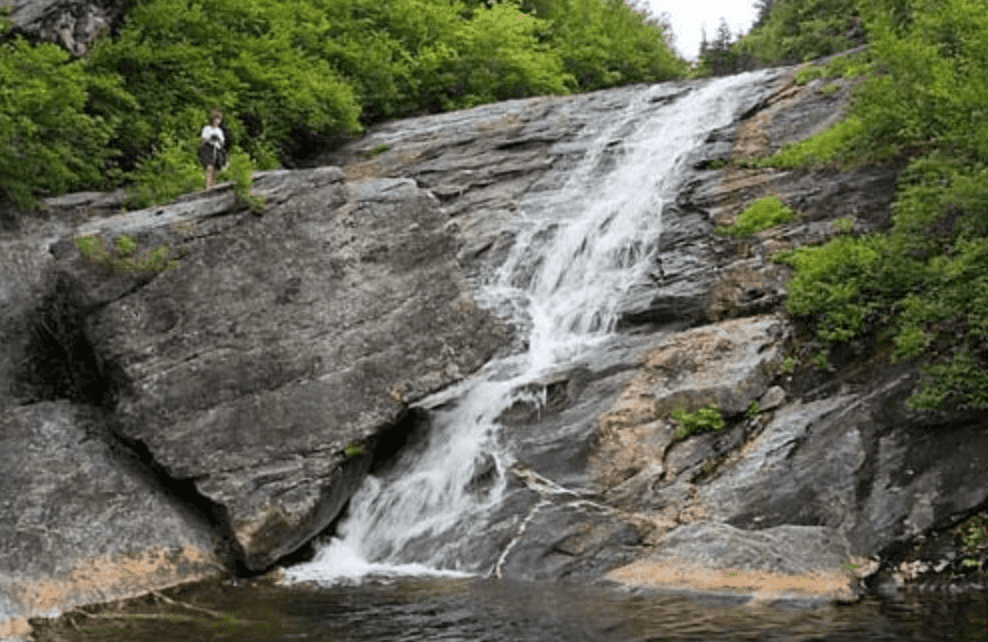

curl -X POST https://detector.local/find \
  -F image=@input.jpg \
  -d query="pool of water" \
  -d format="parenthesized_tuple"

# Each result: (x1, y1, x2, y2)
(31, 577, 988, 642)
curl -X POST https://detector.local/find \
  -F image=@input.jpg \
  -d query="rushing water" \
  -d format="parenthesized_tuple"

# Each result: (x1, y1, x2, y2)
(285, 72, 775, 585)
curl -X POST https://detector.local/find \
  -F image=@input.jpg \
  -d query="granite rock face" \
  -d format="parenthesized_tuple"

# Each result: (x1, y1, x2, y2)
(0, 0, 126, 55)
(314, 65, 985, 601)
(67, 168, 510, 571)
(0, 167, 509, 633)
(0, 401, 222, 634)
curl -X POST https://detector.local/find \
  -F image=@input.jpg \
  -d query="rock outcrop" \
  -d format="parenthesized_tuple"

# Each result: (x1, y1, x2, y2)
(0, 168, 509, 633)
(0, 0, 126, 55)
(313, 65, 985, 603)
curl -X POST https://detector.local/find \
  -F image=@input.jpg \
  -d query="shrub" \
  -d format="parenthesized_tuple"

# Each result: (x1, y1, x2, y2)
(716, 195, 796, 237)
(671, 405, 725, 440)
(0, 29, 129, 209)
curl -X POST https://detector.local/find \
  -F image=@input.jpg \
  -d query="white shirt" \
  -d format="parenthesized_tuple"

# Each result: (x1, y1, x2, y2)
(201, 125, 224, 148)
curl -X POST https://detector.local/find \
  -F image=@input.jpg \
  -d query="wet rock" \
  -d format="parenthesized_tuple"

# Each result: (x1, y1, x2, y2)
(591, 315, 788, 495)
(496, 501, 645, 581)
(607, 522, 857, 602)
(758, 385, 786, 411)
(0, 401, 222, 633)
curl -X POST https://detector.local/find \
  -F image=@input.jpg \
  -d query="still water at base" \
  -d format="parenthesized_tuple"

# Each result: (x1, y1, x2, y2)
(34, 577, 988, 641)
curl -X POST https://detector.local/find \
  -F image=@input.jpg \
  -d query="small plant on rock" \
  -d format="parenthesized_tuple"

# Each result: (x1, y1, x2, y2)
(746, 400, 760, 419)
(344, 443, 365, 458)
(75, 234, 179, 274)
(778, 355, 796, 374)
(715, 195, 795, 237)
(671, 405, 725, 440)
(832, 217, 854, 234)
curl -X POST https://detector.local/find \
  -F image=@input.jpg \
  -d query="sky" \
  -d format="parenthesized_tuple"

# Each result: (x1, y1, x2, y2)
(642, 0, 760, 62)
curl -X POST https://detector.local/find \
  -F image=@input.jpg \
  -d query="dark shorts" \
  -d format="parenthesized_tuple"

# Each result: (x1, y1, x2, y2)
(198, 142, 226, 168)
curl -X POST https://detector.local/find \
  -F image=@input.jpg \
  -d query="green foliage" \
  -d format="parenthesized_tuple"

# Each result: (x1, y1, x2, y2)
(344, 443, 366, 457)
(365, 144, 391, 158)
(0, 30, 130, 209)
(795, 65, 827, 85)
(832, 217, 855, 234)
(671, 405, 725, 440)
(819, 82, 841, 95)
(3, 0, 688, 207)
(770, 1, 988, 409)
(748, 116, 871, 169)
(746, 401, 761, 419)
(734, 0, 863, 66)
(524, 0, 687, 90)
(219, 149, 265, 212)
(958, 515, 988, 552)
(75, 235, 179, 274)
(779, 355, 796, 373)
(715, 195, 795, 237)
(125, 133, 205, 208)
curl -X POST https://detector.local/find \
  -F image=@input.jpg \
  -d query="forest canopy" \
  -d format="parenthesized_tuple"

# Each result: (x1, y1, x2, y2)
(0, 0, 686, 209)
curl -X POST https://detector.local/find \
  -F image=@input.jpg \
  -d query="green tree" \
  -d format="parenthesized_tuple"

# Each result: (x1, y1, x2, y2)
(0, 26, 131, 209)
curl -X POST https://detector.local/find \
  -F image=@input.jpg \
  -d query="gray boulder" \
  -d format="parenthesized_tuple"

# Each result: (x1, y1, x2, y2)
(0, 0, 126, 55)
(0, 401, 223, 632)
(71, 168, 510, 570)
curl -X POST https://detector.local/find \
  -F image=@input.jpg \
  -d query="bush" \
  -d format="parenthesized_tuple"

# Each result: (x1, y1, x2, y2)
(734, 0, 862, 67)
(716, 195, 795, 237)
(671, 406, 725, 440)
(0, 29, 130, 209)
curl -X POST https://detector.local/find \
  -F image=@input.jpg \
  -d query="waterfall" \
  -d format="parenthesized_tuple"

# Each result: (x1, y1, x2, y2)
(285, 72, 770, 584)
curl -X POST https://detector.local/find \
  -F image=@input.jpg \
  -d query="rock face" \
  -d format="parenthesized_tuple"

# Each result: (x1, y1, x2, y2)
(3, 58, 986, 634)
(0, 168, 509, 632)
(314, 65, 985, 603)
(0, 402, 222, 634)
(0, 0, 126, 55)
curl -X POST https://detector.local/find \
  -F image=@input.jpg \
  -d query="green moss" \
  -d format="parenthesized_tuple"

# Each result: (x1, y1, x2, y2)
(819, 82, 841, 95)
(745, 401, 761, 419)
(715, 195, 795, 237)
(365, 143, 392, 158)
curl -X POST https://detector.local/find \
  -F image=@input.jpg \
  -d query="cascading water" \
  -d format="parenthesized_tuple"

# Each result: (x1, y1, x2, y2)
(286, 71, 772, 584)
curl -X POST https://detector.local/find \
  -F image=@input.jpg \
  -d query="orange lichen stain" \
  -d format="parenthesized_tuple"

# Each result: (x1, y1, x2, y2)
(345, 161, 383, 181)
(606, 560, 855, 602)
(9, 546, 220, 618)
(0, 616, 32, 638)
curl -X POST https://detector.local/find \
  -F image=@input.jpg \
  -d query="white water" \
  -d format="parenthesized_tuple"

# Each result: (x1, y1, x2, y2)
(285, 72, 770, 585)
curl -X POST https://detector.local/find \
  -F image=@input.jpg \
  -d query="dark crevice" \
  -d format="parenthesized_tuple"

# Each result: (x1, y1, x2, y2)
(369, 407, 432, 477)
(14, 271, 249, 574)
(107, 426, 245, 572)
(15, 273, 123, 409)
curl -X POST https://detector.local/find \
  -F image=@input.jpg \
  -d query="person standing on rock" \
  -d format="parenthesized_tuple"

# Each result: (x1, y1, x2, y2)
(199, 109, 227, 190)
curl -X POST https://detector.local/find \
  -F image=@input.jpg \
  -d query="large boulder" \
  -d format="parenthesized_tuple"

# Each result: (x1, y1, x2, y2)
(70, 168, 510, 570)
(0, 401, 223, 637)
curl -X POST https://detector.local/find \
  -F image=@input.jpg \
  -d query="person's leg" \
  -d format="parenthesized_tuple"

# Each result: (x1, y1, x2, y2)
(205, 165, 216, 189)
